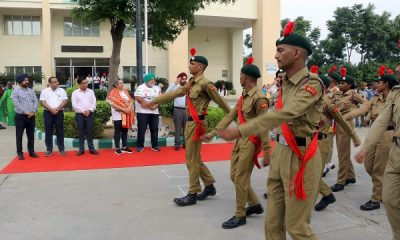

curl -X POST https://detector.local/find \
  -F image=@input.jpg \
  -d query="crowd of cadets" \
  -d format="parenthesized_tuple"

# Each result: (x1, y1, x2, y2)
(5, 20, 400, 240)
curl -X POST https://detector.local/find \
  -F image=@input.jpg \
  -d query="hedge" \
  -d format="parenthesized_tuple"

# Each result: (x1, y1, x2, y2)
(206, 106, 226, 133)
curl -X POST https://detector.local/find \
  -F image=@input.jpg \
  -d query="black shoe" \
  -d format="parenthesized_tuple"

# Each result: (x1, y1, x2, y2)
(89, 149, 99, 155)
(0, 125, 6, 129)
(151, 146, 160, 152)
(263, 193, 268, 199)
(121, 147, 133, 154)
(175, 145, 180, 151)
(76, 150, 85, 156)
(29, 152, 39, 158)
(322, 168, 329, 178)
(360, 200, 380, 211)
(60, 151, 67, 156)
(246, 204, 264, 216)
(115, 149, 123, 155)
(315, 193, 336, 211)
(222, 216, 246, 229)
(345, 178, 356, 185)
(173, 194, 197, 206)
(45, 151, 52, 157)
(197, 184, 216, 200)
(183, 144, 185, 149)
(330, 164, 336, 169)
(17, 154, 25, 160)
(331, 184, 344, 192)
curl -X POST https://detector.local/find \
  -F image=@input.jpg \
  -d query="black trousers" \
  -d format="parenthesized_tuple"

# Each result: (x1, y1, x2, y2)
(44, 110, 65, 152)
(173, 107, 187, 146)
(75, 113, 95, 151)
(136, 113, 159, 148)
(113, 120, 128, 149)
(15, 113, 35, 155)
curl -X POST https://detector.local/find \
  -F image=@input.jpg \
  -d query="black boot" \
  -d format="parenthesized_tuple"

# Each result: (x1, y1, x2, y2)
(246, 204, 264, 216)
(360, 200, 380, 211)
(331, 184, 344, 192)
(197, 184, 216, 200)
(173, 194, 197, 206)
(345, 178, 356, 185)
(222, 216, 246, 229)
(263, 193, 268, 199)
(315, 193, 336, 211)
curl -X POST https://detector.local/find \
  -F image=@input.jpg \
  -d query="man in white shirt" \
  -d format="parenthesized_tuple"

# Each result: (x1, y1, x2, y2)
(134, 73, 162, 152)
(166, 72, 187, 151)
(40, 77, 68, 156)
(71, 78, 98, 156)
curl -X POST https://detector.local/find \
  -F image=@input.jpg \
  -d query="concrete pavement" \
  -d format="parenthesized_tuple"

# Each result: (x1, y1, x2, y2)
(0, 126, 392, 240)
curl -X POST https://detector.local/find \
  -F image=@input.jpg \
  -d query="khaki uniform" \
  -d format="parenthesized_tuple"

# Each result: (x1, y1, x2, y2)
(332, 90, 371, 185)
(152, 74, 230, 194)
(362, 86, 400, 239)
(324, 87, 340, 167)
(238, 67, 323, 240)
(319, 97, 359, 196)
(208, 87, 270, 217)
(364, 94, 394, 202)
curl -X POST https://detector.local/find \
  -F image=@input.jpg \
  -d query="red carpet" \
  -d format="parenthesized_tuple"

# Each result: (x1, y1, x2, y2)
(0, 143, 237, 174)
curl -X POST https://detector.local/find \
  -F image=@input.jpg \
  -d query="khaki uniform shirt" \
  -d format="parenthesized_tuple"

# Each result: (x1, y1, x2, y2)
(363, 86, 400, 153)
(238, 67, 323, 138)
(209, 87, 270, 154)
(151, 74, 230, 115)
(365, 93, 385, 124)
(332, 89, 371, 119)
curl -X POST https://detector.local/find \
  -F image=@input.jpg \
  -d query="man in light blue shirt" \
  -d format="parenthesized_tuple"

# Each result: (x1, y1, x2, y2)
(166, 72, 187, 151)
(11, 74, 38, 160)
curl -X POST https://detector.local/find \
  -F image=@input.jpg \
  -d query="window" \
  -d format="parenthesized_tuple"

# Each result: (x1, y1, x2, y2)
(123, 66, 156, 80)
(5, 66, 42, 83)
(64, 17, 100, 37)
(4, 15, 41, 36)
(123, 25, 136, 37)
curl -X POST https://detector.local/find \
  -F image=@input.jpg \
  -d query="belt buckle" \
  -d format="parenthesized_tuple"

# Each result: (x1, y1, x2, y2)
(278, 135, 288, 146)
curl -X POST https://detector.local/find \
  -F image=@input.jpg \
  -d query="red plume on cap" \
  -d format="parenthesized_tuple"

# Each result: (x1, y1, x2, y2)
(246, 56, 254, 65)
(387, 69, 394, 75)
(283, 21, 295, 37)
(340, 67, 347, 77)
(310, 65, 318, 74)
(328, 65, 337, 73)
(378, 65, 387, 76)
(190, 48, 196, 57)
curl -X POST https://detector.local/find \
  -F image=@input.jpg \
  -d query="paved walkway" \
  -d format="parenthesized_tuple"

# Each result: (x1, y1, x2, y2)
(0, 126, 392, 240)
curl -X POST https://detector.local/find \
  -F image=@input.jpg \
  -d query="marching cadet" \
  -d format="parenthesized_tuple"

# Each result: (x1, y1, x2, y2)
(201, 58, 270, 229)
(218, 21, 324, 240)
(330, 68, 371, 192)
(355, 73, 400, 239)
(359, 66, 398, 211)
(148, 48, 230, 206)
(313, 69, 361, 212)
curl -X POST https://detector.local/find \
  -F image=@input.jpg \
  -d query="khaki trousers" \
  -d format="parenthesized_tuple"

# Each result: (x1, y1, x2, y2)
(364, 130, 393, 202)
(336, 121, 355, 185)
(326, 133, 335, 164)
(185, 121, 215, 194)
(265, 143, 322, 240)
(230, 138, 260, 217)
(318, 137, 333, 197)
(382, 146, 400, 240)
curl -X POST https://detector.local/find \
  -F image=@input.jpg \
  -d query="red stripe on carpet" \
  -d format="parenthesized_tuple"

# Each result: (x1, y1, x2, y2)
(0, 143, 237, 174)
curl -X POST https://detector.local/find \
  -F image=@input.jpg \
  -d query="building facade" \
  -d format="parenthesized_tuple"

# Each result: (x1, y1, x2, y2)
(0, 0, 280, 92)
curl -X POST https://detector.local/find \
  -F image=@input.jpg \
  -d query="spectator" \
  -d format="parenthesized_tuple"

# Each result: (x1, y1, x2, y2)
(93, 73, 100, 89)
(261, 84, 268, 95)
(166, 72, 188, 151)
(11, 74, 39, 160)
(218, 84, 228, 98)
(134, 73, 162, 152)
(0, 82, 15, 126)
(66, 78, 72, 88)
(108, 79, 135, 155)
(0, 84, 5, 127)
(39, 77, 68, 157)
(86, 74, 93, 89)
(71, 78, 99, 156)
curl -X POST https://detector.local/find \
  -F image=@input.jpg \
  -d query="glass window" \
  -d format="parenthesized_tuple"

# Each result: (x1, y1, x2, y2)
(33, 66, 42, 74)
(4, 16, 12, 35)
(123, 67, 131, 80)
(55, 58, 71, 66)
(22, 16, 32, 35)
(25, 66, 33, 74)
(15, 67, 24, 75)
(71, 58, 94, 66)
(82, 22, 91, 36)
(12, 16, 23, 35)
(72, 17, 81, 36)
(92, 22, 100, 36)
(5, 66, 15, 75)
(95, 58, 109, 66)
(123, 25, 136, 37)
(64, 17, 72, 36)
(32, 16, 40, 35)
(64, 17, 100, 37)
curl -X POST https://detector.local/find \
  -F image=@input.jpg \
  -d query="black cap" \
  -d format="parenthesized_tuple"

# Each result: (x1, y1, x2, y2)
(379, 74, 399, 89)
(319, 74, 331, 89)
(241, 64, 261, 79)
(276, 34, 313, 56)
(190, 56, 208, 66)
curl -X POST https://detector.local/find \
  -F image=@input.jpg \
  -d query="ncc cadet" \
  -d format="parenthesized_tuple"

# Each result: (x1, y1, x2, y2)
(218, 21, 324, 240)
(313, 70, 361, 212)
(330, 68, 371, 192)
(358, 66, 398, 211)
(355, 73, 400, 239)
(148, 48, 230, 206)
(201, 58, 270, 229)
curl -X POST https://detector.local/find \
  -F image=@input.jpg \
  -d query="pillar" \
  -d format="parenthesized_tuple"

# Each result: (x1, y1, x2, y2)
(231, 29, 243, 96)
(42, 0, 52, 86)
(167, 28, 189, 83)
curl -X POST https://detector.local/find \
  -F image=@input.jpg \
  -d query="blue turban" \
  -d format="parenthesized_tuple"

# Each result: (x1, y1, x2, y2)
(16, 74, 29, 84)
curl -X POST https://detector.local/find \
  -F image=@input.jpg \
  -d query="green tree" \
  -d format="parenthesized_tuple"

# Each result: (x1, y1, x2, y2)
(71, 0, 235, 90)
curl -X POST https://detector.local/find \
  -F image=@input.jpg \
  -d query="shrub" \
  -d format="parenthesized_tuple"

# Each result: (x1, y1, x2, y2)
(0, 72, 15, 85)
(95, 100, 112, 124)
(159, 100, 174, 117)
(156, 77, 169, 92)
(206, 106, 226, 133)
(94, 89, 107, 101)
